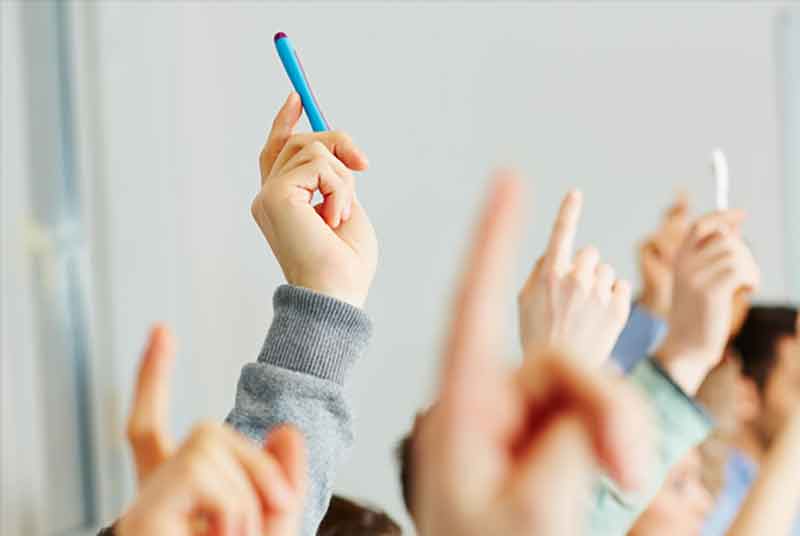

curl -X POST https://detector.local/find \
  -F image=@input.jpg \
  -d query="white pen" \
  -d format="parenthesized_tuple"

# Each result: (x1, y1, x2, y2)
(711, 148, 729, 210)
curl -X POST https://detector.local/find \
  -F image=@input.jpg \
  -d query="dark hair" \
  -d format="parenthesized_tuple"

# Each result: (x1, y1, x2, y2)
(731, 305, 798, 392)
(396, 434, 414, 517)
(318, 495, 402, 536)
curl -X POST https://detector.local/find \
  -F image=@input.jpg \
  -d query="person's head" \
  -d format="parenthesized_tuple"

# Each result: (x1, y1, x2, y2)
(317, 495, 402, 536)
(627, 448, 714, 536)
(730, 305, 800, 444)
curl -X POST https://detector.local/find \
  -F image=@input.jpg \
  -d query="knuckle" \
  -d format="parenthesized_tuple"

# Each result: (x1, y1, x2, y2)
(719, 235, 736, 251)
(311, 153, 330, 169)
(178, 451, 207, 482)
(341, 175, 355, 192)
(597, 263, 614, 279)
(309, 140, 329, 155)
(190, 420, 222, 444)
(613, 287, 631, 309)
(583, 245, 599, 258)
(592, 283, 609, 299)
(251, 192, 275, 222)
(545, 270, 561, 290)
(565, 269, 581, 287)
(250, 196, 261, 219)
(616, 279, 632, 296)
(284, 133, 304, 150)
(566, 277, 589, 297)
(331, 130, 353, 144)
(125, 419, 153, 445)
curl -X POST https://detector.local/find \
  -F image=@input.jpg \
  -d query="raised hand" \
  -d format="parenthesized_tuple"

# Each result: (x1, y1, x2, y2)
(411, 173, 651, 536)
(518, 190, 631, 367)
(120, 325, 307, 536)
(252, 93, 378, 308)
(655, 211, 760, 394)
(638, 192, 690, 318)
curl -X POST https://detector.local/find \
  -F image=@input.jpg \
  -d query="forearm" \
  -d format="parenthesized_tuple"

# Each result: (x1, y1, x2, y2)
(226, 285, 372, 536)
(725, 414, 800, 536)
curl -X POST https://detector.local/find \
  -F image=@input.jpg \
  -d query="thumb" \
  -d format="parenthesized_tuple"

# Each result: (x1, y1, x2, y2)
(510, 415, 594, 536)
(126, 324, 176, 484)
(264, 424, 308, 500)
(516, 355, 652, 492)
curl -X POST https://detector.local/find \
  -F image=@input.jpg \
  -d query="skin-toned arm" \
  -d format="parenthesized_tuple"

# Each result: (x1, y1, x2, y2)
(412, 172, 652, 536)
(654, 211, 760, 395)
(518, 189, 631, 367)
(724, 410, 800, 536)
(119, 326, 307, 536)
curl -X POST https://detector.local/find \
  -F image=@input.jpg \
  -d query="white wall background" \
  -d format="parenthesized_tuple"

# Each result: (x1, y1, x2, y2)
(4, 2, 795, 533)
(2, 3, 47, 534)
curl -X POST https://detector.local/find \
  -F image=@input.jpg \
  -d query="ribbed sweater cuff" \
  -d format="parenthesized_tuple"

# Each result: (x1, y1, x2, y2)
(258, 285, 372, 385)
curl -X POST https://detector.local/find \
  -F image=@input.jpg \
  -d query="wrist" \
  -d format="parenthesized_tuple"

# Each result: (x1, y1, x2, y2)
(305, 285, 367, 309)
(288, 271, 370, 310)
(638, 290, 669, 319)
(653, 336, 714, 395)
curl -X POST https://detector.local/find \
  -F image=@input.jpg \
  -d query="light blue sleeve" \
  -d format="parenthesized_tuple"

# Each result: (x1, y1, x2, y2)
(703, 471, 800, 536)
(701, 454, 755, 536)
(611, 303, 668, 373)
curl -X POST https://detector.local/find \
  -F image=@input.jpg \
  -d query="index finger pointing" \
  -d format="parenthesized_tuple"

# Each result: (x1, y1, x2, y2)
(544, 190, 583, 274)
(441, 170, 524, 404)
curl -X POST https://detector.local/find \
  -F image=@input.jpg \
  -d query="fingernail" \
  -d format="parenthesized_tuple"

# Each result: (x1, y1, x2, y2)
(342, 201, 352, 222)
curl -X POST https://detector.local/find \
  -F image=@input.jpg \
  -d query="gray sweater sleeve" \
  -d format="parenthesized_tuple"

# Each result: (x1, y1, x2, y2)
(225, 284, 372, 536)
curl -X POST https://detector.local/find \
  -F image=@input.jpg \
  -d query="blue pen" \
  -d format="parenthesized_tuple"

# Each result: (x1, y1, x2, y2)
(274, 32, 330, 132)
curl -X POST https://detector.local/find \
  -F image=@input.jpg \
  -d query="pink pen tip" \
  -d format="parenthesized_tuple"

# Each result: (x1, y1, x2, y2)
(274, 32, 288, 42)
